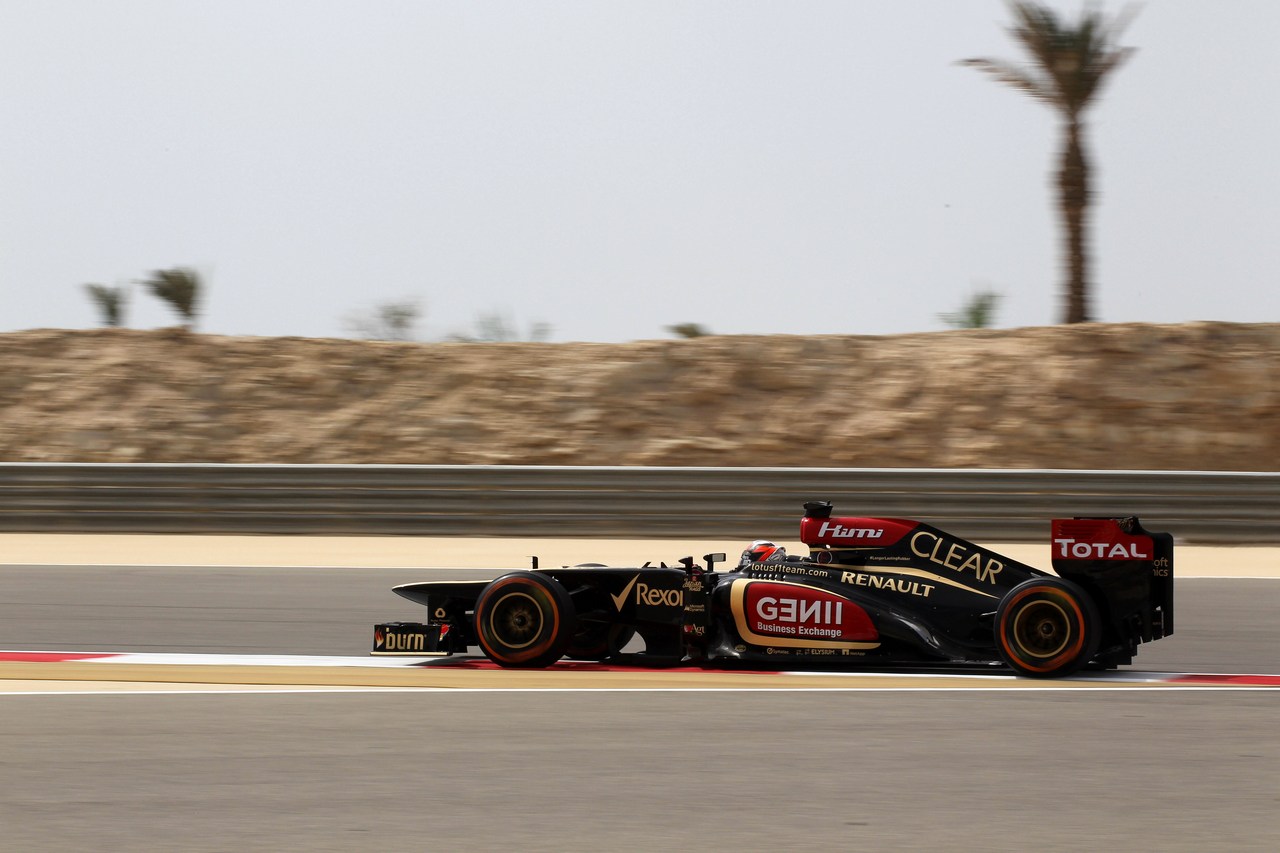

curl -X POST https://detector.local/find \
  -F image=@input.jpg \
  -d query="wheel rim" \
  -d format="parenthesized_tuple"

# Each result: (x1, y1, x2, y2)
(486, 591, 544, 650)
(1010, 598, 1072, 660)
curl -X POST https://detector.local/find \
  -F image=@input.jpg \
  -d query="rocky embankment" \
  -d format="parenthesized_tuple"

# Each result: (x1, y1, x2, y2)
(0, 323, 1276, 470)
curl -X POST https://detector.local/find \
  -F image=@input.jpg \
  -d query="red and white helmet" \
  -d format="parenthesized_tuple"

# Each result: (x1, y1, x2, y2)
(739, 539, 786, 568)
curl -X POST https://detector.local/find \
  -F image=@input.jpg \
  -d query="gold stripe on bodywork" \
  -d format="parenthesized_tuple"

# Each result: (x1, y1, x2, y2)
(823, 564, 1000, 599)
(730, 579, 881, 650)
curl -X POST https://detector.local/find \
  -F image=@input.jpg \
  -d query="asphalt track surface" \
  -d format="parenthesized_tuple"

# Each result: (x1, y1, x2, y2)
(1, 558, 1278, 851)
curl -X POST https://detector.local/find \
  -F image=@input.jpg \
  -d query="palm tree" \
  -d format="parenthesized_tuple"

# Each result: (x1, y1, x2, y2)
(142, 267, 202, 330)
(939, 288, 1002, 329)
(344, 299, 421, 341)
(667, 322, 710, 339)
(962, 1, 1136, 324)
(84, 283, 127, 327)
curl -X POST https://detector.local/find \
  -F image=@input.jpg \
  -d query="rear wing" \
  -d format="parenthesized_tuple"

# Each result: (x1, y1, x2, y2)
(1051, 517, 1174, 647)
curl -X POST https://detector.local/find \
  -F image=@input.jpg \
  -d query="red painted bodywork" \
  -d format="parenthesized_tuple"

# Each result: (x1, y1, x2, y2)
(1051, 518, 1155, 561)
(799, 516, 919, 549)
(739, 580, 879, 643)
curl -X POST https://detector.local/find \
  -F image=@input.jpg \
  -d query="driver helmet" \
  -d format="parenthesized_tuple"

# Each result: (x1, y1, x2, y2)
(739, 539, 787, 568)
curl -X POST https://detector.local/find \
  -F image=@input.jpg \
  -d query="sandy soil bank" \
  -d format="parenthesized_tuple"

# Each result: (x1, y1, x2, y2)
(0, 534, 1274, 577)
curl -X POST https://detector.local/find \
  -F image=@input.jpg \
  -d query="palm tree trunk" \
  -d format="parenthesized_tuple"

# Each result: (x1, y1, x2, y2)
(1058, 117, 1092, 323)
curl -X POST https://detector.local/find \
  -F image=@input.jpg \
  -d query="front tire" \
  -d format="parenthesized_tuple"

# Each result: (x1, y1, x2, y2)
(995, 578, 1100, 678)
(474, 572, 575, 668)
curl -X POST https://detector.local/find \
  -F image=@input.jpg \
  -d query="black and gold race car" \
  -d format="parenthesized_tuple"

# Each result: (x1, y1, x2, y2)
(373, 501, 1173, 678)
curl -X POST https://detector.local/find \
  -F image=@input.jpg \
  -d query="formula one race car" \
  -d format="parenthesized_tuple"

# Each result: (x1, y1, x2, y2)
(373, 502, 1174, 678)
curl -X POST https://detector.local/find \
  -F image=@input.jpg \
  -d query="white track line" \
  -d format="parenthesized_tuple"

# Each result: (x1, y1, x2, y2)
(4, 685, 1279, 697)
(3, 651, 1276, 694)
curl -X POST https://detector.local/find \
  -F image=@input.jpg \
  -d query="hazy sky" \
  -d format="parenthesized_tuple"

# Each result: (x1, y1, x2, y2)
(3, 1, 1277, 342)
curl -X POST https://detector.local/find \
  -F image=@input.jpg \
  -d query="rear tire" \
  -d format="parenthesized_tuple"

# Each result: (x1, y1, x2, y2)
(474, 572, 575, 668)
(995, 578, 1100, 678)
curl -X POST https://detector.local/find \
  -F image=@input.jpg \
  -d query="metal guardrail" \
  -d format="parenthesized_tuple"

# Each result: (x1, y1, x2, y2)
(0, 464, 1276, 543)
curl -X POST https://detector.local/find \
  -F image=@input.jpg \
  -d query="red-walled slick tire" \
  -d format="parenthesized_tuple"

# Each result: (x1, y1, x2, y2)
(474, 572, 576, 668)
(996, 578, 1100, 678)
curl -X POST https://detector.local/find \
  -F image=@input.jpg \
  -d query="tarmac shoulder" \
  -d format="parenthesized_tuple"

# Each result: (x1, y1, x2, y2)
(0, 534, 1274, 578)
